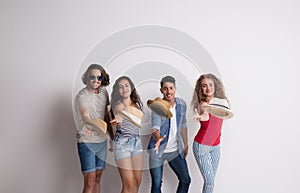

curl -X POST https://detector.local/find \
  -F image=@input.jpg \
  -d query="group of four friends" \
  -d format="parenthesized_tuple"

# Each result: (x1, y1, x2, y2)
(73, 64, 231, 193)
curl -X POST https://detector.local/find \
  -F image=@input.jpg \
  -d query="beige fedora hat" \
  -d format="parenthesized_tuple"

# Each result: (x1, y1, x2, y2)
(147, 97, 173, 118)
(119, 107, 143, 128)
(85, 118, 107, 137)
(202, 97, 233, 119)
(119, 106, 143, 128)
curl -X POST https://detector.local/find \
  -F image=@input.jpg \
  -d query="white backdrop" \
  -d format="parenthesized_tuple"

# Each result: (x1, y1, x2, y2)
(1, 1, 299, 193)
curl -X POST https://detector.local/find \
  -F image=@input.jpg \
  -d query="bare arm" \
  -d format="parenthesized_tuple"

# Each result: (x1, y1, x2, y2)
(79, 106, 91, 123)
(152, 129, 166, 154)
(199, 101, 209, 121)
(152, 129, 161, 142)
(110, 102, 123, 126)
(181, 127, 188, 157)
(193, 101, 209, 121)
(181, 127, 188, 148)
(104, 105, 115, 140)
(79, 105, 92, 138)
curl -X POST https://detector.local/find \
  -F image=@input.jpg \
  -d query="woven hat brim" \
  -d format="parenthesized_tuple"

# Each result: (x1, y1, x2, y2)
(127, 106, 144, 120)
(202, 105, 233, 119)
(85, 119, 108, 138)
(148, 102, 173, 118)
(119, 110, 142, 128)
(147, 99, 155, 107)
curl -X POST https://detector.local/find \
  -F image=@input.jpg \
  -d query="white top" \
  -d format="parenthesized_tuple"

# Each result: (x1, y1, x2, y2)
(164, 104, 178, 153)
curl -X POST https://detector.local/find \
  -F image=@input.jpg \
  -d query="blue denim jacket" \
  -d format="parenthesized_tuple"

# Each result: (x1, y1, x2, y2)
(147, 97, 188, 160)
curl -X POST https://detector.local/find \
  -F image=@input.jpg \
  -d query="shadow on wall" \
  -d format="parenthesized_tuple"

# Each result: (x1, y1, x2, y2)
(46, 94, 123, 192)
(0, 92, 85, 193)
(43, 95, 83, 193)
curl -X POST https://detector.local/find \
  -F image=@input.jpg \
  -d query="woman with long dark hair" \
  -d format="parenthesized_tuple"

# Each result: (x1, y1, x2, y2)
(110, 76, 143, 193)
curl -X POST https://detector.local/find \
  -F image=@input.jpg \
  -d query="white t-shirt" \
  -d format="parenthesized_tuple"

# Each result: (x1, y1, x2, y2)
(164, 104, 178, 153)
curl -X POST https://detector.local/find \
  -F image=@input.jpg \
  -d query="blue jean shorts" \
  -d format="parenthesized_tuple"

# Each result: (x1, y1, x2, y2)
(77, 141, 107, 173)
(114, 135, 142, 161)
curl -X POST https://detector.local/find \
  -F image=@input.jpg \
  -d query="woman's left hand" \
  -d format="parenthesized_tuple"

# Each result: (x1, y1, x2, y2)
(110, 119, 120, 127)
(108, 139, 114, 152)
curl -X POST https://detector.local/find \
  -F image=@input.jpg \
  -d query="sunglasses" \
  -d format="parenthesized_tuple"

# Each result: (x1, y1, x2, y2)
(89, 75, 103, 81)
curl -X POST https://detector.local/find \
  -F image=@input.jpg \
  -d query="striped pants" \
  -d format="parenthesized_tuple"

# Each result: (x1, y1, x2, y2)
(193, 141, 220, 193)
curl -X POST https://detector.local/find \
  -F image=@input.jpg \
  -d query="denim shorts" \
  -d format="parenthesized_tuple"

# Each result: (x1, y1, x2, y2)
(77, 142, 107, 173)
(114, 135, 142, 161)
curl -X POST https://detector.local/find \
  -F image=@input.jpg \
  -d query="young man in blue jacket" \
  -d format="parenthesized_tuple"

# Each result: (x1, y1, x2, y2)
(147, 76, 191, 193)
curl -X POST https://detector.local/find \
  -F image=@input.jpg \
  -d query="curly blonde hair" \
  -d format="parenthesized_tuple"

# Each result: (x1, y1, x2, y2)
(191, 73, 229, 109)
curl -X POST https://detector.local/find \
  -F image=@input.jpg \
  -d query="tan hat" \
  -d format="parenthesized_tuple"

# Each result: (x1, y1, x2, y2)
(147, 97, 173, 118)
(202, 97, 233, 119)
(85, 118, 107, 138)
(119, 107, 143, 128)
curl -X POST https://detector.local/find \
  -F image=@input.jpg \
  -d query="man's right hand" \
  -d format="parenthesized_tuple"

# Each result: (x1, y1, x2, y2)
(154, 135, 166, 154)
(83, 127, 92, 138)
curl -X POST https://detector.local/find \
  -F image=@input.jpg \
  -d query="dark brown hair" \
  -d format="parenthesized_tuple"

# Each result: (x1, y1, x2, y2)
(110, 76, 143, 114)
(160, 75, 176, 88)
(81, 64, 110, 86)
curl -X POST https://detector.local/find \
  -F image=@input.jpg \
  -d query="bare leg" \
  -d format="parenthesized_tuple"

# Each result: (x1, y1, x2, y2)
(93, 170, 103, 193)
(83, 172, 96, 193)
(117, 157, 142, 193)
(132, 154, 143, 192)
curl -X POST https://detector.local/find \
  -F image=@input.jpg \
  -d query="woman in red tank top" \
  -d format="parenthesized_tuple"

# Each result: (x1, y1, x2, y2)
(191, 73, 231, 193)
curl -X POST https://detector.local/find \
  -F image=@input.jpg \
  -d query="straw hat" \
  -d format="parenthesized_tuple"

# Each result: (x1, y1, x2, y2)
(202, 97, 233, 119)
(85, 118, 107, 137)
(147, 97, 173, 118)
(119, 106, 143, 128)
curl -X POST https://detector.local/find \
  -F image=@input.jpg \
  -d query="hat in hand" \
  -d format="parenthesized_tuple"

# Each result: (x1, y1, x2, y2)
(147, 97, 173, 118)
(119, 106, 143, 128)
(202, 97, 233, 119)
(85, 118, 107, 138)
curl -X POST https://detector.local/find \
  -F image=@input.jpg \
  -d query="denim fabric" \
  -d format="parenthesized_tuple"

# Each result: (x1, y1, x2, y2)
(77, 142, 107, 173)
(149, 151, 191, 193)
(114, 135, 142, 160)
(148, 97, 187, 160)
(193, 141, 220, 193)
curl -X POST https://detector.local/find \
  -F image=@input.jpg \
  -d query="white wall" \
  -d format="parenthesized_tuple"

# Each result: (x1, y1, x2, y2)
(1, 1, 299, 193)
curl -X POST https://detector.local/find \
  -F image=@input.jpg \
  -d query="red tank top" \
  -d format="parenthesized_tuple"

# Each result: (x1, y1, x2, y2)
(194, 114, 223, 146)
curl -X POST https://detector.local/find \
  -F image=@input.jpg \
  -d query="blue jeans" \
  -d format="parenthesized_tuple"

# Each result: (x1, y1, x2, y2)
(193, 141, 220, 193)
(149, 151, 191, 193)
(114, 135, 142, 160)
(77, 142, 107, 173)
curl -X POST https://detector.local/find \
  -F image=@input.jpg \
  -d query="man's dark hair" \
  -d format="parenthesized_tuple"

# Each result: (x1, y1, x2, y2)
(160, 75, 176, 88)
(81, 64, 110, 86)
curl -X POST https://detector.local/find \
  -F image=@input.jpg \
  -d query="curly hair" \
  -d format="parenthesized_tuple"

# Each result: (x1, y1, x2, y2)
(191, 73, 228, 109)
(81, 64, 110, 86)
(110, 76, 143, 117)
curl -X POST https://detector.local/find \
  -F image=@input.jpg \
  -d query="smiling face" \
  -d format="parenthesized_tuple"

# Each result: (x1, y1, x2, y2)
(201, 78, 215, 97)
(160, 81, 176, 104)
(118, 78, 132, 99)
(87, 69, 102, 92)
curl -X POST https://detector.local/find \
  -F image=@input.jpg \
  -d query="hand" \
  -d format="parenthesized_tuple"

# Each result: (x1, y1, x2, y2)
(192, 108, 201, 121)
(109, 139, 114, 152)
(184, 145, 188, 157)
(110, 119, 120, 127)
(83, 127, 92, 139)
(154, 135, 166, 154)
(193, 108, 209, 121)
